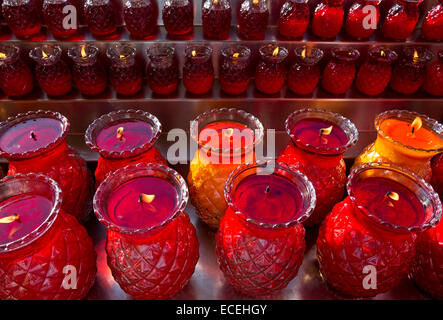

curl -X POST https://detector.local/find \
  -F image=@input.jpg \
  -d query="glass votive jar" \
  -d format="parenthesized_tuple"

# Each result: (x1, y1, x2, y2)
(424, 51, 443, 97)
(216, 160, 316, 296)
(202, 0, 231, 40)
(162, 0, 193, 36)
(183, 44, 214, 95)
(0, 110, 94, 221)
(354, 110, 443, 182)
(187, 108, 264, 229)
(219, 44, 251, 95)
(67, 44, 107, 96)
(123, 0, 157, 39)
(288, 46, 323, 95)
(345, 0, 381, 39)
(0, 45, 34, 97)
(0, 173, 96, 300)
(106, 45, 143, 96)
(383, 0, 422, 41)
(84, 0, 117, 37)
(146, 46, 179, 95)
(317, 163, 442, 298)
(356, 47, 398, 96)
(238, 0, 269, 40)
(93, 163, 199, 300)
(42, 0, 78, 38)
(322, 47, 360, 95)
(390, 47, 433, 95)
(85, 109, 167, 188)
(312, 0, 344, 39)
(278, 108, 358, 226)
(255, 44, 288, 95)
(29, 45, 72, 97)
(431, 153, 442, 199)
(2, 0, 41, 38)
(278, 0, 309, 39)
(422, 0, 443, 41)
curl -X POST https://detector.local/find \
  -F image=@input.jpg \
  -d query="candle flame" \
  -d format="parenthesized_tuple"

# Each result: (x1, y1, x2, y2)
(192, 50, 197, 57)
(42, 50, 48, 58)
(224, 128, 234, 138)
(253, 0, 258, 4)
(272, 47, 279, 57)
(319, 125, 333, 136)
(139, 193, 155, 204)
(386, 191, 399, 201)
(380, 50, 386, 57)
(81, 45, 87, 58)
(213, 0, 218, 4)
(0, 214, 20, 224)
(413, 50, 419, 64)
(119, 54, 125, 59)
(233, 52, 240, 58)
(0, 52, 5, 60)
(410, 117, 422, 135)
(116, 127, 124, 140)
(301, 48, 306, 59)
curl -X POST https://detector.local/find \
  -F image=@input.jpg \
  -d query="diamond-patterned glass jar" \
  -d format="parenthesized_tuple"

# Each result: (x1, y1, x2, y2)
(345, 0, 381, 40)
(123, 0, 157, 39)
(312, 0, 344, 39)
(383, 0, 422, 40)
(238, 0, 269, 40)
(42, 0, 78, 38)
(202, 0, 231, 40)
(287, 46, 323, 95)
(422, 0, 443, 41)
(2, 0, 41, 38)
(255, 44, 288, 95)
(162, 0, 193, 35)
(146, 45, 179, 95)
(84, 0, 117, 37)
(424, 51, 443, 97)
(183, 44, 214, 95)
(278, 0, 309, 39)
(0, 44, 34, 97)
(219, 44, 251, 95)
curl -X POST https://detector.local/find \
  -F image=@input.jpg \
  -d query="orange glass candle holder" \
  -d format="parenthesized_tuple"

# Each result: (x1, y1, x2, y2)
(354, 110, 443, 182)
(187, 108, 264, 229)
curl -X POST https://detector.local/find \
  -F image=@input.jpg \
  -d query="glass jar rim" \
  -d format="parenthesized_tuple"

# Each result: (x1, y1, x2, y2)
(368, 46, 398, 64)
(0, 44, 20, 64)
(106, 45, 136, 63)
(29, 45, 62, 66)
(185, 44, 213, 62)
(146, 46, 176, 61)
(294, 46, 324, 65)
(221, 45, 251, 61)
(259, 44, 289, 63)
(67, 44, 99, 65)
(331, 48, 360, 62)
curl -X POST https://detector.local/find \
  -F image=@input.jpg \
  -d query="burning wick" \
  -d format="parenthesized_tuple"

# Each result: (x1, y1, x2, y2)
(301, 46, 312, 59)
(192, 50, 197, 57)
(119, 54, 125, 59)
(253, 0, 258, 4)
(139, 193, 155, 204)
(233, 52, 240, 58)
(81, 45, 87, 58)
(380, 50, 386, 57)
(0, 214, 20, 224)
(384, 191, 399, 207)
(116, 127, 124, 140)
(272, 47, 279, 57)
(42, 50, 48, 58)
(265, 186, 270, 194)
(224, 128, 234, 138)
(413, 50, 419, 64)
(409, 117, 422, 136)
(30, 131, 37, 141)
(319, 125, 333, 136)
(0, 52, 6, 60)
(213, 0, 218, 4)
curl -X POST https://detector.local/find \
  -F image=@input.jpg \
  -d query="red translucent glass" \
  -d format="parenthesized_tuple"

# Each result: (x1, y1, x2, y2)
(162, 0, 193, 35)
(146, 46, 179, 95)
(312, 0, 344, 39)
(422, 1, 443, 41)
(84, 0, 117, 37)
(278, 0, 309, 38)
(123, 0, 157, 39)
(2, 0, 41, 38)
(423, 51, 443, 97)
(431, 153, 443, 200)
(219, 45, 251, 95)
(255, 44, 288, 95)
(288, 46, 323, 95)
(238, 0, 269, 40)
(183, 44, 214, 95)
(202, 0, 231, 40)
(42, 0, 78, 38)
(0, 45, 34, 97)
(383, 0, 422, 40)
(345, 0, 381, 39)
(322, 48, 360, 95)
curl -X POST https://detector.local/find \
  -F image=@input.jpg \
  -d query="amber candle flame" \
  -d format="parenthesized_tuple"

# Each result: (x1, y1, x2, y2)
(233, 52, 240, 58)
(253, 0, 259, 4)
(319, 126, 333, 136)
(385, 191, 399, 207)
(380, 50, 386, 57)
(116, 127, 124, 140)
(0, 52, 6, 60)
(139, 193, 155, 204)
(409, 117, 422, 136)
(224, 128, 234, 138)
(0, 214, 20, 224)
(192, 50, 197, 57)
(413, 50, 419, 64)
(272, 47, 279, 57)
(81, 45, 87, 58)
(42, 50, 48, 58)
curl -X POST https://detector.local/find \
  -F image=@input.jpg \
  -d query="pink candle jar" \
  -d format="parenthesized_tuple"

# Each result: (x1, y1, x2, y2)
(238, 0, 269, 40)
(219, 44, 251, 95)
(123, 0, 157, 39)
(146, 46, 179, 95)
(390, 47, 433, 95)
(216, 161, 316, 296)
(67, 44, 107, 96)
(424, 51, 443, 97)
(255, 44, 288, 95)
(1, 0, 41, 38)
(162, 0, 193, 36)
(0, 45, 34, 97)
(288, 46, 323, 95)
(84, 0, 117, 37)
(322, 47, 360, 95)
(383, 0, 422, 41)
(422, 0, 443, 41)
(106, 45, 143, 96)
(183, 44, 214, 95)
(202, 0, 231, 40)
(29, 45, 72, 97)
(317, 163, 442, 298)
(85, 109, 167, 188)
(356, 47, 398, 96)
(345, 0, 381, 39)
(42, 0, 78, 38)
(278, 109, 358, 226)
(0, 173, 96, 300)
(278, 0, 309, 39)
(94, 163, 199, 300)
(312, 0, 344, 39)
(0, 111, 93, 221)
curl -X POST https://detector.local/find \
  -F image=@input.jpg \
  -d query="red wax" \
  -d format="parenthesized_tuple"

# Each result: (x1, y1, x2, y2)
(322, 48, 360, 95)
(312, 0, 344, 39)
(42, 0, 78, 38)
(382, 0, 422, 40)
(431, 153, 443, 200)
(107, 46, 143, 96)
(424, 52, 443, 97)
(199, 120, 254, 150)
(0, 46, 34, 97)
(2, 0, 41, 38)
(288, 47, 323, 96)
(183, 45, 214, 95)
(146, 46, 179, 95)
(202, 0, 231, 40)
(345, 0, 380, 39)
(278, 0, 309, 39)
(255, 45, 288, 95)
(123, 0, 157, 39)
(219, 45, 251, 95)
(162, 0, 193, 36)
(84, 0, 117, 37)
(238, 0, 269, 40)
(422, 1, 443, 41)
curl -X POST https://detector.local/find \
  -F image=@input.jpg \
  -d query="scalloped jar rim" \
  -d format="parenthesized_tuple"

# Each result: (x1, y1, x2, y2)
(0, 44, 20, 64)
(67, 44, 100, 65)
(221, 45, 251, 61)
(294, 46, 324, 65)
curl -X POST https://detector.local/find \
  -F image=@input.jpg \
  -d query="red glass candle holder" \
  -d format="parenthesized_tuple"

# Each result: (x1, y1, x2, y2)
(94, 163, 199, 300)
(238, 0, 269, 40)
(424, 51, 443, 97)
(146, 46, 179, 95)
(390, 47, 433, 95)
(219, 44, 251, 95)
(84, 0, 117, 37)
(0, 45, 34, 97)
(317, 163, 442, 298)
(67, 44, 107, 96)
(216, 160, 316, 296)
(1, 0, 41, 38)
(356, 46, 398, 96)
(322, 47, 360, 95)
(255, 44, 288, 95)
(422, 0, 443, 41)
(288, 46, 323, 95)
(106, 45, 143, 96)
(383, 0, 422, 41)
(42, 0, 78, 38)
(29, 45, 72, 97)
(278, 0, 309, 39)
(85, 109, 167, 188)
(278, 108, 358, 226)
(431, 153, 443, 200)
(183, 44, 214, 95)
(0, 173, 96, 300)
(312, 0, 344, 39)
(0, 111, 93, 221)
(202, 0, 231, 40)
(123, 0, 157, 39)
(162, 0, 193, 36)
(345, 0, 381, 39)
